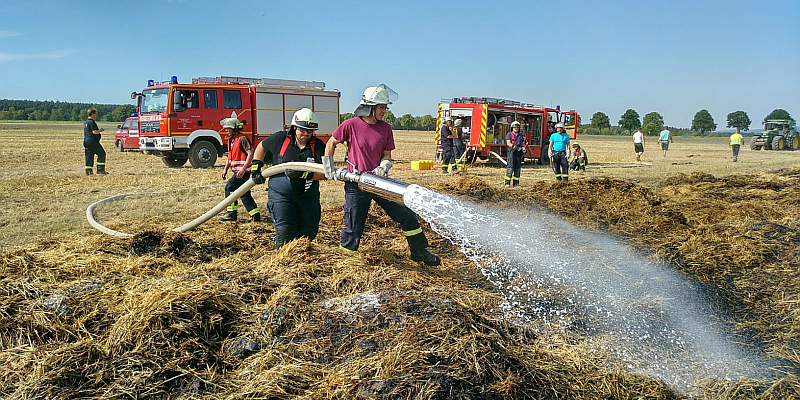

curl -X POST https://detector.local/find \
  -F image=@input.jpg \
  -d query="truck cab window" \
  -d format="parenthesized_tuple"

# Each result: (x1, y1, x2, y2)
(204, 90, 218, 109)
(223, 90, 242, 109)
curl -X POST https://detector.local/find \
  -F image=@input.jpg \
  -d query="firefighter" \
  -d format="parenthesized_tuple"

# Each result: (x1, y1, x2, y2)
(83, 108, 107, 175)
(730, 128, 743, 162)
(440, 118, 456, 174)
(321, 84, 441, 266)
(548, 122, 571, 181)
(505, 120, 525, 186)
(219, 117, 261, 222)
(250, 108, 325, 249)
(569, 141, 587, 172)
(453, 118, 466, 161)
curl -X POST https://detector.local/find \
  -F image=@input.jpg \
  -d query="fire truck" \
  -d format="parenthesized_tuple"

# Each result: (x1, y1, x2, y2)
(435, 97, 578, 165)
(132, 76, 340, 168)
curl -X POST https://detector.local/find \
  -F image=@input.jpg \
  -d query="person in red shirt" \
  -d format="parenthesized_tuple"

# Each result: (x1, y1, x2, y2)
(322, 85, 440, 266)
(219, 117, 260, 222)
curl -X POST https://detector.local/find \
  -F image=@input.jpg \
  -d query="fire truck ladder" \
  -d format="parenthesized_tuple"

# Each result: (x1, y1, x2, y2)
(191, 76, 326, 90)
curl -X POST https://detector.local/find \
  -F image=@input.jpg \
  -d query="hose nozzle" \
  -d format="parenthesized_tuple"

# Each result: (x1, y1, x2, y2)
(334, 168, 410, 204)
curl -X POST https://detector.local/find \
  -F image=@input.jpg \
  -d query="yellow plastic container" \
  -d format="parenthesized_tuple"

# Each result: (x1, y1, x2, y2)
(411, 160, 433, 170)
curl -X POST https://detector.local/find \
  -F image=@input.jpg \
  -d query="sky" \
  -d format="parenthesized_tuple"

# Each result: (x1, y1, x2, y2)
(1, 0, 798, 129)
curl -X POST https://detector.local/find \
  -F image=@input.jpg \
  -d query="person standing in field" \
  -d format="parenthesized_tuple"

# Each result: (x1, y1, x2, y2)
(633, 127, 645, 162)
(322, 84, 441, 266)
(218, 117, 260, 223)
(548, 122, 571, 181)
(83, 108, 107, 175)
(505, 120, 525, 186)
(730, 128, 743, 162)
(659, 125, 673, 157)
(439, 118, 456, 174)
(453, 118, 466, 162)
(251, 108, 324, 248)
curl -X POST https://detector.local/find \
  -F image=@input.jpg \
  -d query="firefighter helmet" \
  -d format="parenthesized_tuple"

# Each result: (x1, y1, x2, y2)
(555, 122, 565, 129)
(511, 121, 521, 127)
(221, 117, 240, 129)
(290, 108, 319, 130)
(572, 141, 580, 148)
(359, 84, 398, 105)
(454, 119, 462, 127)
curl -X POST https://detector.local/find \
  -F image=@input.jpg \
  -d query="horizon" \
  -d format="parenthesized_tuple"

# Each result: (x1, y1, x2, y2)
(1, 0, 798, 130)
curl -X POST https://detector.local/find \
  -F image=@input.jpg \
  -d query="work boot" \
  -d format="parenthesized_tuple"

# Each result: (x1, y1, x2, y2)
(96, 164, 108, 175)
(512, 180, 519, 187)
(85, 168, 93, 176)
(442, 167, 449, 174)
(636, 154, 641, 161)
(218, 211, 237, 221)
(247, 213, 262, 223)
(410, 248, 441, 266)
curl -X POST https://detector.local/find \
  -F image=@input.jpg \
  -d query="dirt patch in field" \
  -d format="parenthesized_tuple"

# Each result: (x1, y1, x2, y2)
(1, 170, 799, 399)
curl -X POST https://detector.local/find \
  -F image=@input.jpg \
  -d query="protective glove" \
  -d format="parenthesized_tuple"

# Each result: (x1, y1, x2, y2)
(285, 169, 310, 179)
(251, 160, 266, 184)
(567, 149, 572, 159)
(321, 155, 335, 180)
(509, 145, 517, 152)
(518, 145, 526, 153)
(372, 159, 393, 177)
(548, 148, 553, 159)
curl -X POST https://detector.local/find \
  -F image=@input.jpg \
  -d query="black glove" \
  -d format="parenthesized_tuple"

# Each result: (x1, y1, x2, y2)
(285, 169, 310, 179)
(251, 160, 265, 184)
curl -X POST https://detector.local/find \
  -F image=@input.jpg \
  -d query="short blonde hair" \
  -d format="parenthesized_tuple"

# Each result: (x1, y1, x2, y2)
(87, 108, 97, 117)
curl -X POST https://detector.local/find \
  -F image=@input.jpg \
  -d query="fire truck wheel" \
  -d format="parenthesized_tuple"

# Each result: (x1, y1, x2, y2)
(162, 156, 188, 168)
(116, 140, 124, 152)
(189, 140, 218, 168)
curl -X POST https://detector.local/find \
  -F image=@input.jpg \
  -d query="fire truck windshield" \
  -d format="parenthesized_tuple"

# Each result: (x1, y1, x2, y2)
(141, 88, 169, 114)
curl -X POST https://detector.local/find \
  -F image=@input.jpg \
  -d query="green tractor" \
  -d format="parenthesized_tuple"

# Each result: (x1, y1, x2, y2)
(750, 119, 799, 151)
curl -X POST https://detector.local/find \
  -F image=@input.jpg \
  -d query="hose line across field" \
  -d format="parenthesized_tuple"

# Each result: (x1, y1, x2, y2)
(86, 162, 325, 238)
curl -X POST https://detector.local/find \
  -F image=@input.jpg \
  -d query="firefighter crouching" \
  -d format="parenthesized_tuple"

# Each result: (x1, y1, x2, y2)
(219, 117, 261, 222)
(505, 120, 525, 186)
(548, 122, 571, 181)
(322, 84, 441, 266)
(440, 117, 456, 174)
(569, 141, 587, 172)
(251, 108, 325, 249)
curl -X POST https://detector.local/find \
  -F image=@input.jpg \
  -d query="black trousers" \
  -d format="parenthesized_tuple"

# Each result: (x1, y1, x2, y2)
(552, 151, 569, 180)
(267, 186, 320, 249)
(84, 140, 106, 168)
(225, 175, 259, 214)
(441, 144, 455, 167)
(340, 181, 428, 253)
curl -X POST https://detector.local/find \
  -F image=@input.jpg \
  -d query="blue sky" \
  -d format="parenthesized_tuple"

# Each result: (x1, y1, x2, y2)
(1, 0, 798, 129)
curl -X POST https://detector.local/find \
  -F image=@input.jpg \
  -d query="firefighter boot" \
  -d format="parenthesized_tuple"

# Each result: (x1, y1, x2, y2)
(85, 167, 93, 176)
(248, 213, 262, 223)
(96, 164, 108, 175)
(407, 232, 441, 266)
(512, 179, 519, 187)
(218, 211, 237, 221)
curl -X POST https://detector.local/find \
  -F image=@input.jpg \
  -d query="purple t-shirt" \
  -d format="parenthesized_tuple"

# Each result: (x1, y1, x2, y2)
(332, 117, 395, 172)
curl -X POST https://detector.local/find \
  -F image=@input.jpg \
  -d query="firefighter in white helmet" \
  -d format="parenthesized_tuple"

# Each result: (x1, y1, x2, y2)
(440, 117, 456, 174)
(251, 108, 326, 249)
(219, 116, 260, 222)
(505, 120, 525, 186)
(569, 141, 588, 172)
(321, 84, 441, 266)
(548, 122, 571, 181)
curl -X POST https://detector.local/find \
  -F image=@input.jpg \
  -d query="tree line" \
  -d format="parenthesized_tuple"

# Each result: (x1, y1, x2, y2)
(586, 108, 794, 136)
(0, 99, 137, 123)
(339, 110, 438, 131)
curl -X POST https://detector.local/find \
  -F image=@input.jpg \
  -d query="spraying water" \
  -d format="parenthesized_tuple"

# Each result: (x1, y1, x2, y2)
(403, 184, 772, 392)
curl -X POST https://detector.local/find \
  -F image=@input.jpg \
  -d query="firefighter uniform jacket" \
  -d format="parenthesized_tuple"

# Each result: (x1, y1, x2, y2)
(227, 134, 252, 174)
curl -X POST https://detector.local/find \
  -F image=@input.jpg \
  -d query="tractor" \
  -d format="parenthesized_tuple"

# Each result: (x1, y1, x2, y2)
(750, 119, 799, 151)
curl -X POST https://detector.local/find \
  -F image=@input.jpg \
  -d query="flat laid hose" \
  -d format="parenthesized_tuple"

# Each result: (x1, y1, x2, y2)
(86, 162, 325, 238)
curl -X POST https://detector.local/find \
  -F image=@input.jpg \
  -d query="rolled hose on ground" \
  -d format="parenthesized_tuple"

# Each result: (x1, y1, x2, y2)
(86, 162, 324, 238)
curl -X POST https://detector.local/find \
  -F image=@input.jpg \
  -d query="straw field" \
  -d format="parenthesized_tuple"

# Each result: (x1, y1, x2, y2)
(1, 121, 799, 399)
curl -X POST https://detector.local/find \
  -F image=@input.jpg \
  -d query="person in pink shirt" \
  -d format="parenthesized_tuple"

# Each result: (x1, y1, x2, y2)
(322, 85, 440, 266)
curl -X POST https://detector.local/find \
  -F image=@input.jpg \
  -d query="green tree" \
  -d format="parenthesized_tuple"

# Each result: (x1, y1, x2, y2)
(726, 111, 751, 131)
(642, 112, 664, 135)
(111, 104, 137, 122)
(691, 109, 717, 134)
(399, 114, 415, 130)
(383, 110, 396, 126)
(50, 108, 65, 121)
(618, 109, 641, 133)
(339, 113, 354, 123)
(420, 114, 436, 131)
(591, 112, 611, 134)
(764, 109, 792, 122)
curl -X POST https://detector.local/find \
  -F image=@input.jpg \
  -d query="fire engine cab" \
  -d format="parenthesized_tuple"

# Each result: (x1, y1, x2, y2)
(133, 76, 340, 168)
(436, 97, 578, 165)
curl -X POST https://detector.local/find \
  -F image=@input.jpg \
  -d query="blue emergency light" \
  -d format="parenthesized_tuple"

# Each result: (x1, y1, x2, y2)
(453, 98, 459, 103)
(148, 79, 154, 86)
(171, 76, 178, 84)
(556, 105, 560, 111)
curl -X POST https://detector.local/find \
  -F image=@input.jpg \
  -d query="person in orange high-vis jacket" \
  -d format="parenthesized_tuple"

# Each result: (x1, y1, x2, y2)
(219, 117, 260, 222)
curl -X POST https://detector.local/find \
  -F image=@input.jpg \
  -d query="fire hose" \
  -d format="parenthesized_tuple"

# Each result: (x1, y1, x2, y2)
(87, 162, 415, 238)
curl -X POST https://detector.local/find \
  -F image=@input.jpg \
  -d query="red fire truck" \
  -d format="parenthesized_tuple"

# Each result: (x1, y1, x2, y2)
(133, 76, 340, 168)
(435, 97, 578, 165)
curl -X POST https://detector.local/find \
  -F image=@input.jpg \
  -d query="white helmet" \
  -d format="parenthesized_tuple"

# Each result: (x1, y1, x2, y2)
(359, 84, 398, 106)
(511, 121, 521, 127)
(221, 117, 241, 129)
(572, 141, 580, 148)
(555, 122, 565, 129)
(454, 119, 462, 127)
(290, 108, 319, 130)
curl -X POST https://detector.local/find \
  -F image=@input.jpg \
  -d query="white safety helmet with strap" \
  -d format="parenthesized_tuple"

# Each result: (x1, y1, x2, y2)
(354, 84, 398, 117)
(221, 117, 241, 129)
(290, 108, 319, 131)
(555, 122, 565, 129)
(511, 121, 521, 128)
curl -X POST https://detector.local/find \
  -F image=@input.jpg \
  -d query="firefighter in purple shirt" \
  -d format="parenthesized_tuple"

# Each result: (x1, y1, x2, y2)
(322, 85, 441, 266)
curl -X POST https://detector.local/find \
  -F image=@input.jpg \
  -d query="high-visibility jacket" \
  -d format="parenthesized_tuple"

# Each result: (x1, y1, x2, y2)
(730, 133, 743, 146)
(228, 134, 251, 173)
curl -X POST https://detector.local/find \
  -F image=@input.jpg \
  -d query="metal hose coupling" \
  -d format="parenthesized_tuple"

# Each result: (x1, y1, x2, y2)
(333, 168, 410, 204)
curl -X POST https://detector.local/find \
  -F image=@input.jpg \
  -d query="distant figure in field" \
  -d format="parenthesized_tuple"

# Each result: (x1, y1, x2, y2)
(83, 108, 107, 175)
(439, 118, 456, 174)
(569, 141, 588, 172)
(632, 128, 645, 161)
(730, 128, 743, 162)
(505, 120, 525, 186)
(453, 118, 466, 161)
(548, 122, 571, 181)
(659, 125, 673, 157)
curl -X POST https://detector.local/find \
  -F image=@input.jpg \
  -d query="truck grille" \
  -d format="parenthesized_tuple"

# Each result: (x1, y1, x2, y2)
(140, 121, 160, 133)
